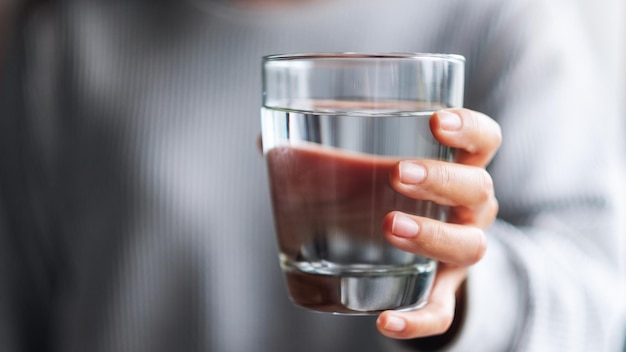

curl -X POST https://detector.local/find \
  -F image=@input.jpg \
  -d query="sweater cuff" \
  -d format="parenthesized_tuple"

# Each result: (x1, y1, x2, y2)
(444, 221, 524, 351)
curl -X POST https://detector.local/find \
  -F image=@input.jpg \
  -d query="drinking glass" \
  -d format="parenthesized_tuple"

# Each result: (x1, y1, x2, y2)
(261, 52, 465, 314)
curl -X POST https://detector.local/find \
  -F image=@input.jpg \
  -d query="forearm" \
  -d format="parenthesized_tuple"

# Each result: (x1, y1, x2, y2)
(488, 216, 624, 351)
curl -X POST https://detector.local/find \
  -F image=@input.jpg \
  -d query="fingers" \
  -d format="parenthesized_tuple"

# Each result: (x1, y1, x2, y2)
(390, 159, 498, 225)
(430, 109, 502, 167)
(383, 212, 486, 266)
(376, 264, 467, 339)
(373, 108, 499, 341)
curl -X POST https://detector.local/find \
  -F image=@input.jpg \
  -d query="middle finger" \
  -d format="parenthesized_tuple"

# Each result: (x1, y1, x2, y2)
(390, 159, 495, 210)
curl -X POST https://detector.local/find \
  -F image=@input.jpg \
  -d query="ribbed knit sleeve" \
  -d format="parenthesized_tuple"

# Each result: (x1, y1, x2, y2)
(455, 2, 626, 351)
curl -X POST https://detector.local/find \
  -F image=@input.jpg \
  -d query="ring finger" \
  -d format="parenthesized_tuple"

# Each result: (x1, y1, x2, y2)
(382, 211, 487, 266)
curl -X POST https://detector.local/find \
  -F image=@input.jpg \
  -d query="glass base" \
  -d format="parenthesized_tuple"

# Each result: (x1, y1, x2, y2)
(282, 260, 436, 315)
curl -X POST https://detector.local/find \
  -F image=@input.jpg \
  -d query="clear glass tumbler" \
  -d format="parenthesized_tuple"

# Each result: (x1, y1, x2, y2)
(261, 53, 465, 314)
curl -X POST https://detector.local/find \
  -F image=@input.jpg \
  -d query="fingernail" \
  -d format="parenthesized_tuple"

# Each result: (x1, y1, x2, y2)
(383, 315, 407, 332)
(392, 214, 419, 238)
(399, 161, 426, 184)
(437, 110, 462, 131)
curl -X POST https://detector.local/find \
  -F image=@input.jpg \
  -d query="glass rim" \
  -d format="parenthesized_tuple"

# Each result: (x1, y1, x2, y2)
(263, 52, 465, 63)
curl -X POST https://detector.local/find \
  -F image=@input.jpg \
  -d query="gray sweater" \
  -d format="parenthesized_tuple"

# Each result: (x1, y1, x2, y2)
(1, 0, 625, 351)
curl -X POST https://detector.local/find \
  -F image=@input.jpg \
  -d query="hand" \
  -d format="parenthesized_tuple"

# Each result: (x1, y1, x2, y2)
(376, 109, 502, 340)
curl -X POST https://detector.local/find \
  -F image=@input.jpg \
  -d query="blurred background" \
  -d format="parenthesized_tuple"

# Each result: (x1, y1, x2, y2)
(1, 0, 625, 123)
(580, 0, 625, 128)
(2, 0, 625, 132)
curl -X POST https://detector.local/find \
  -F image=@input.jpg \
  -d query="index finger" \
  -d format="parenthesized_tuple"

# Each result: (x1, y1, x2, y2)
(376, 264, 467, 339)
(430, 109, 502, 167)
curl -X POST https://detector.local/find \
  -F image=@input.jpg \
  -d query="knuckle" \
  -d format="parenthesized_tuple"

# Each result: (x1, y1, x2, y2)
(436, 163, 455, 190)
(470, 228, 487, 264)
(434, 309, 455, 335)
(427, 221, 447, 251)
(466, 109, 481, 130)
(474, 169, 494, 203)
(489, 196, 500, 219)
(493, 123, 503, 148)
(465, 109, 502, 153)
(455, 227, 486, 266)
(477, 191, 499, 230)
(464, 110, 482, 153)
